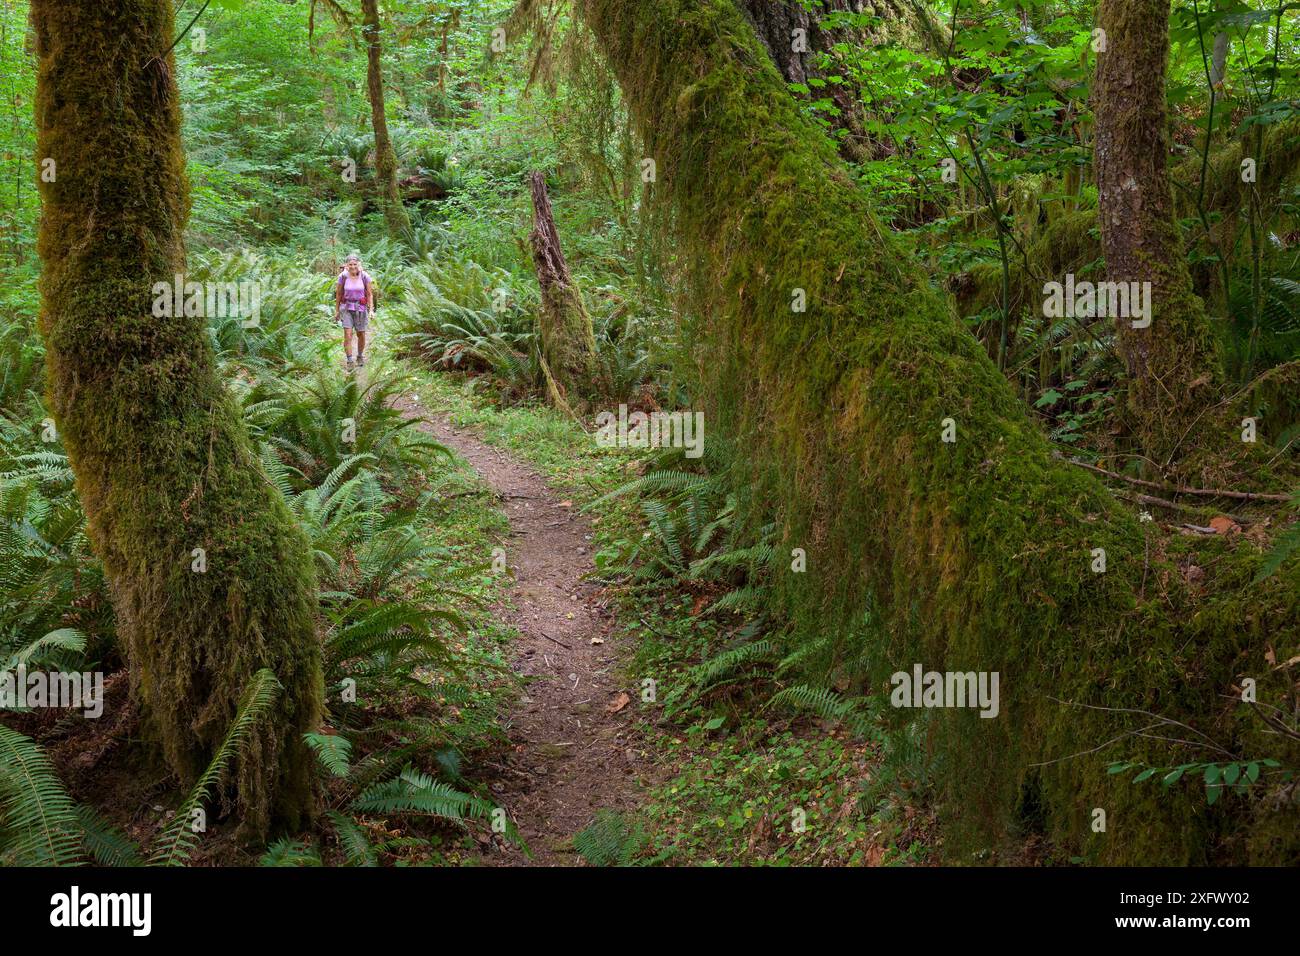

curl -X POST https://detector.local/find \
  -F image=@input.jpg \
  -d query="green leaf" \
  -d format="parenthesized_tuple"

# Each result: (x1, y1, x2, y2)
(703, 717, 725, 731)
(305, 732, 352, 778)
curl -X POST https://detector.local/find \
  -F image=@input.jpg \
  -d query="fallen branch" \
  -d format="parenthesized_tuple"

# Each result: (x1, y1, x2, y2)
(1116, 490, 1251, 525)
(1068, 458, 1291, 502)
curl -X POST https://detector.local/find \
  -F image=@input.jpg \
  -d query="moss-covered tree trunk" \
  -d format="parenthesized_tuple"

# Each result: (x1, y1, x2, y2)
(738, 0, 869, 161)
(33, 0, 323, 834)
(1093, 0, 1222, 466)
(577, 0, 1299, 863)
(362, 0, 410, 239)
(528, 171, 602, 408)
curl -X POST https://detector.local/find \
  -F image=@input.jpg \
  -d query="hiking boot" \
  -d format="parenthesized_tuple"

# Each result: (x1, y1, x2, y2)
(356, 352, 366, 367)
(345, 357, 354, 372)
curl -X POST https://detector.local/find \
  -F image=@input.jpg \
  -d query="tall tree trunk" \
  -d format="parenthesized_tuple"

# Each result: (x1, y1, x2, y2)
(362, 0, 410, 239)
(738, 0, 949, 162)
(738, 0, 869, 161)
(32, 0, 323, 834)
(1093, 0, 1222, 467)
(528, 171, 601, 408)
(576, 0, 1299, 864)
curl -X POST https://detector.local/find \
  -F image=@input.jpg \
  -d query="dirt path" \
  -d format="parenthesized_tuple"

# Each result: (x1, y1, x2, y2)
(395, 397, 646, 865)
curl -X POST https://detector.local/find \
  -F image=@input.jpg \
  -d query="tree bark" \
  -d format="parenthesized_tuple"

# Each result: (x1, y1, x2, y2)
(528, 171, 601, 407)
(738, 0, 870, 160)
(1093, 0, 1222, 465)
(362, 0, 411, 239)
(32, 0, 323, 834)
(576, 0, 1299, 864)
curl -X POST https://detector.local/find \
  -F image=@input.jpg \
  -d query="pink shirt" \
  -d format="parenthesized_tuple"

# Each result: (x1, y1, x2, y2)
(338, 271, 371, 309)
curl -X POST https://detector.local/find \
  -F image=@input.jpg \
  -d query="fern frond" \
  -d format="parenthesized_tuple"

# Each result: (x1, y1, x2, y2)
(260, 838, 322, 867)
(0, 725, 84, 866)
(1256, 514, 1300, 582)
(149, 668, 283, 866)
(75, 806, 143, 867)
(573, 809, 645, 866)
(326, 810, 378, 866)
(305, 732, 352, 778)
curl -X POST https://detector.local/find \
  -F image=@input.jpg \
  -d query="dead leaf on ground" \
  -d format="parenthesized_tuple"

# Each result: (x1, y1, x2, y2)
(606, 692, 630, 714)
(1208, 515, 1240, 535)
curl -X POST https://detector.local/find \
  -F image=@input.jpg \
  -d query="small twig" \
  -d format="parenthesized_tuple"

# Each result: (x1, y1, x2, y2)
(1028, 720, 1169, 768)
(638, 617, 675, 639)
(1118, 491, 1250, 525)
(536, 631, 572, 650)
(484, 761, 531, 779)
(151, 0, 211, 68)
(1044, 696, 1237, 759)
(1068, 458, 1291, 502)
(1248, 702, 1300, 742)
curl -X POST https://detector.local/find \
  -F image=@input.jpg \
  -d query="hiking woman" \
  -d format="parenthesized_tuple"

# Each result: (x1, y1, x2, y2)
(335, 252, 375, 370)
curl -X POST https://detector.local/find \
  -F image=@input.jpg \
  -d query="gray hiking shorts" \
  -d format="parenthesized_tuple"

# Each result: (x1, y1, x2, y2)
(340, 307, 369, 331)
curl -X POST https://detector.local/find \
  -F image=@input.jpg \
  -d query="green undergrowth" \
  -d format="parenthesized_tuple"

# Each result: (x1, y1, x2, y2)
(605, 583, 938, 867)
(314, 419, 522, 867)
(638, 720, 926, 867)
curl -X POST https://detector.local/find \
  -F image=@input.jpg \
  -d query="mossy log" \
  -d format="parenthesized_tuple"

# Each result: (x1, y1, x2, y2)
(952, 210, 1102, 322)
(578, 0, 1299, 863)
(33, 0, 323, 834)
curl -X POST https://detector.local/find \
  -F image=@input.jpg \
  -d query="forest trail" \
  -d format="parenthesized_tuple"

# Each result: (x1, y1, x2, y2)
(394, 393, 647, 866)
